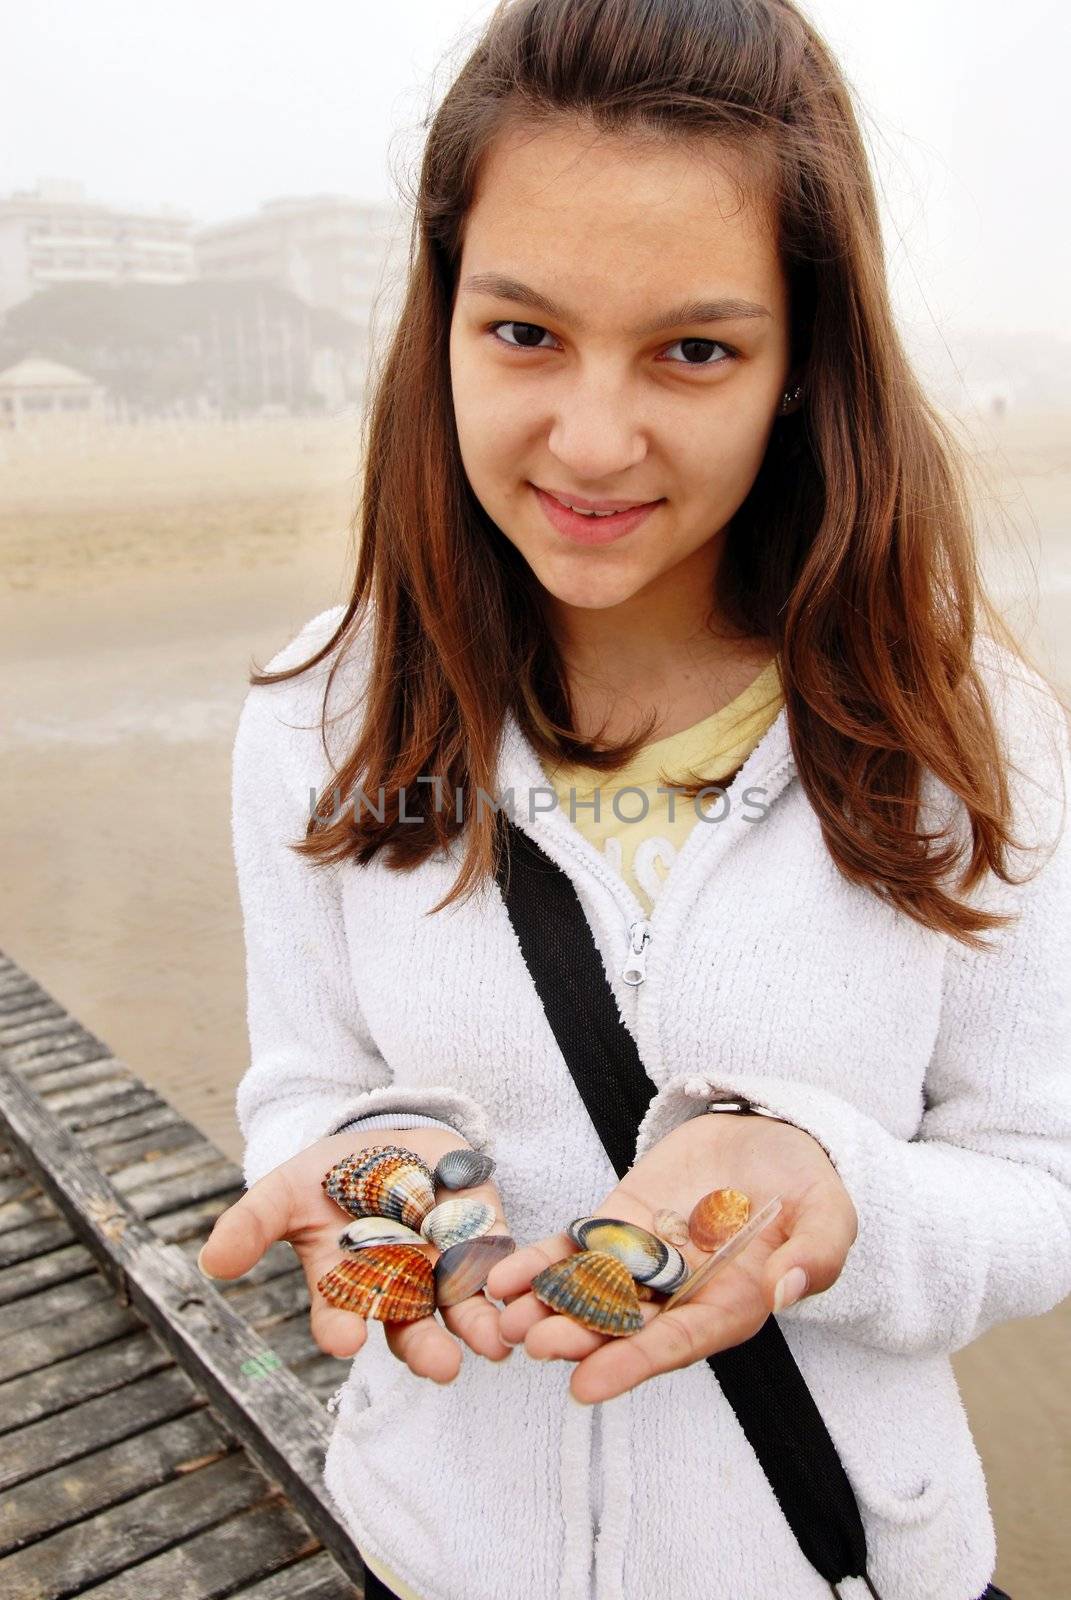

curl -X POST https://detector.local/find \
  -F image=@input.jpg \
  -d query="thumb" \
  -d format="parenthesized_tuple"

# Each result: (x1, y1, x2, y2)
(763, 1185, 857, 1313)
(198, 1168, 296, 1281)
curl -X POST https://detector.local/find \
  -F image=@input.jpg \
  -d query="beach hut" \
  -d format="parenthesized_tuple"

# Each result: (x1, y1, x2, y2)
(0, 355, 106, 430)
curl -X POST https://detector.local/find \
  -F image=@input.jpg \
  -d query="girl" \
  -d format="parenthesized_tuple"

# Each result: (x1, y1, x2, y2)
(198, 1, 1070, 1596)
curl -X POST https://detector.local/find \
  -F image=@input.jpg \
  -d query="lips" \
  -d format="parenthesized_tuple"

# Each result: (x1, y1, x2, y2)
(533, 485, 662, 546)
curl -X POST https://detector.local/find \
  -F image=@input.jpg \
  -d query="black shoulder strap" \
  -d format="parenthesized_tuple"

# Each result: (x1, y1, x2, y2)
(493, 817, 881, 1599)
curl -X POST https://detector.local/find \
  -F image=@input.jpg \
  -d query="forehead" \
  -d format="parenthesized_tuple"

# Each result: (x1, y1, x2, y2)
(460, 117, 784, 315)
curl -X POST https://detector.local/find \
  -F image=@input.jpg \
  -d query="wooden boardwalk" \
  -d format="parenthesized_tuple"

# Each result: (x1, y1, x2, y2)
(0, 948, 364, 1599)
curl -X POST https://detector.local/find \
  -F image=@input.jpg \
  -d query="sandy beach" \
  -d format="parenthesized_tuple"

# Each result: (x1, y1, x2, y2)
(1, 409, 1068, 1593)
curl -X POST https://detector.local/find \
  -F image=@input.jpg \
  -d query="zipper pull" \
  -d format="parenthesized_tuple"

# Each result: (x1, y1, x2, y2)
(622, 919, 652, 986)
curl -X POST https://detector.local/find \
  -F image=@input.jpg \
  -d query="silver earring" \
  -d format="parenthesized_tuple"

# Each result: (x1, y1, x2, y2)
(781, 384, 803, 413)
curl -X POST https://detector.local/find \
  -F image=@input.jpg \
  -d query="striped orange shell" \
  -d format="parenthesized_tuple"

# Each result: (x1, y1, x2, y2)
(316, 1243, 435, 1322)
(322, 1144, 436, 1231)
(531, 1249, 644, 1337)
(688, 1187, 751, 1252)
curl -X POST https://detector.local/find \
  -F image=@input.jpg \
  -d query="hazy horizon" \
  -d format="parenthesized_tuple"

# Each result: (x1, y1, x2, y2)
(2, 0, 1067, 346)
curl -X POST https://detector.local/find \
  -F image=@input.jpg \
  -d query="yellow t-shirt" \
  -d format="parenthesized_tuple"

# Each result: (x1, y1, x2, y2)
(543, 656, 784, 915)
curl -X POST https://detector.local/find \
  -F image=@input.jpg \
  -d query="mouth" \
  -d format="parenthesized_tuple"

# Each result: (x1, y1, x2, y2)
(531, 485, 663, 546)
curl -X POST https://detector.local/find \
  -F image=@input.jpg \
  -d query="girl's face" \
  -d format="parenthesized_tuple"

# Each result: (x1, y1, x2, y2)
(449, 119, 795, 647)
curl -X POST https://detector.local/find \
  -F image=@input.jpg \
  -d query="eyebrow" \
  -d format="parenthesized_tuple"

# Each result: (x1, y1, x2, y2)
(460, 273, 772, 335)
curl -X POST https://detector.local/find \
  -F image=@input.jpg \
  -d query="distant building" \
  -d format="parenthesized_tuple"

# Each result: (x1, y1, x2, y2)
(0, 355, 107, 429)
(194, 194, 406, 330)
(0, 180, 194, 316)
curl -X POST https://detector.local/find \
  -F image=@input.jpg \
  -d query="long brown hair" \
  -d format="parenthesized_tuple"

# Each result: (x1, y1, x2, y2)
(251, 0, 1066, 949)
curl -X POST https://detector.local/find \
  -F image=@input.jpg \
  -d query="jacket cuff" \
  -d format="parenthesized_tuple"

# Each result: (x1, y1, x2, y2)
(331, 1111, 466, 1137)
(317, 1085, 492, 1156)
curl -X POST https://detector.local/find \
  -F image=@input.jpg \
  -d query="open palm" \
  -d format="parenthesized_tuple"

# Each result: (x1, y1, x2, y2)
(484, 1110, 857, 1404)
(198, 1127, 515, 1383)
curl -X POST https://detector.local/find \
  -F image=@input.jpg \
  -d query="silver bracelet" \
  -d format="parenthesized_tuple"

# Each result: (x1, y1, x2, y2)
(706, 1094, 786, 1123)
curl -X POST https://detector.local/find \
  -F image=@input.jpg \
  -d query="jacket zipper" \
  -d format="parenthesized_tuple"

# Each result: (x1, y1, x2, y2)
(621, 918, 652, 986)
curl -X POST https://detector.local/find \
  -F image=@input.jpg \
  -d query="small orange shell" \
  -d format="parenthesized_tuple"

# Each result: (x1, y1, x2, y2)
(531, 1249, 644, 1337)
(316, 1243, 435, 1322)
(688, 1187, 751, 1252)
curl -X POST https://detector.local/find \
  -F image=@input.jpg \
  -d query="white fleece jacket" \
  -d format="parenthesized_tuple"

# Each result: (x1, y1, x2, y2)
(232, 604, 1071, 1600)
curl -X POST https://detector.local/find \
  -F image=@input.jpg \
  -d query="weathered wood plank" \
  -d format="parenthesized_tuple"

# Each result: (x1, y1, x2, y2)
(0, 1290, 139, 1382)
(111, 1140, 227, 1195)
(59, 1085, 165, 1133)
(64, 1498, 323, 1600)
(33, 1074, 139, 1115)
(91, 1118, 201, 1173)
(30, 1057, 130, 1096)
(0, 997, 65, 1029)
(0, 1065, 364, 1586)
(0, 1266, 111, 1339)
(230, 1551, 360, 1599)
(0, 1190, 53, 1234)
(0, 1015, 95, 1052)
(153, 1192, 243, 1246)
(0, 1240, 95, 1306)
(4, 1028, 110, 1069)
(81, 1101, 185, 1154)
(0, 1366, 202, 1492)
(0, 1329, 174, 1432)
(0, 1406, 233, 1553)
(0, 1173, 37, 1206)
(0, 1452, 271, 1599)
(0, 1213, 73, 1267)
(225, 1268, 309, 1330)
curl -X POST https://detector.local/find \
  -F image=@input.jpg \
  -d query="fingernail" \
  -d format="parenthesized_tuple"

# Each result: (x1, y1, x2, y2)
(197, 1243, 223, 1280)
(569, 1391, 592, 1406)
(773, 1266, 808, 1312)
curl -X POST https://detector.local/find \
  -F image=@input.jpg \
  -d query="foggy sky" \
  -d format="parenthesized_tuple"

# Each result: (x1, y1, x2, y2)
(2, 0, 1066, 338)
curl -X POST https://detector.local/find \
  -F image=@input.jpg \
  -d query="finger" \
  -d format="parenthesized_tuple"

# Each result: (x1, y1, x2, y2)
(484, 1231, 575, 1300)
(303, 1237, 379, 1359)
(760, 1181, 857, 1312)
(442, 1292, 514, 1361)
(384, 1312, 465, 1383)
(525, 1301, 663, 1362)
(198, 1168, 299, 1280)
(498, 1289, 557, 1348)
(569, 1287, 760, 1404)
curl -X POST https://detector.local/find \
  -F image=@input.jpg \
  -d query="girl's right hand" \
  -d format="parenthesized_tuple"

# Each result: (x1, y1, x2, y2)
(197, 1127, 515, 1383)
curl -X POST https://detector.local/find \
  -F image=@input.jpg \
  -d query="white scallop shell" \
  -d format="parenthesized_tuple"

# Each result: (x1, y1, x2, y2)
(420, 1197, 497, 1251)
(338, 1217, 425, 1252)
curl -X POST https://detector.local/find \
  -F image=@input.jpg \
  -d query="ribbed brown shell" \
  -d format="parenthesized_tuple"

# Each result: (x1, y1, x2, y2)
(531, 1249, 644, 1337)
(321, 1145, 436, 1231)
(316, 1243, 435, 1322)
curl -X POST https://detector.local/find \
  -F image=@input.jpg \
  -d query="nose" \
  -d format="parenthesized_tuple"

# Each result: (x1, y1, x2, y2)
(545, 366, 649, 483)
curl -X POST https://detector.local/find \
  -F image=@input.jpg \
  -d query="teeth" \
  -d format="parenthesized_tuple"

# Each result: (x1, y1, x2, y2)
(565, 503, 623, 518)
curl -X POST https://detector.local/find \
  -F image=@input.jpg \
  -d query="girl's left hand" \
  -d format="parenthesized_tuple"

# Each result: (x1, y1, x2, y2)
(483, 1111, 858, 1403)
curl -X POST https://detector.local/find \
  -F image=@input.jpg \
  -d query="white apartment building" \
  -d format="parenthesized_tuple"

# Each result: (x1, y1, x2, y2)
(194, 194, 407, 330)
(0, 180, 194, 315)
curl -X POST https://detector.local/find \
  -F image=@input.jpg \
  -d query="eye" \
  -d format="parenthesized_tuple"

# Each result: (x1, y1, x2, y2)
(661, 337, 736, 368)
(488, 321, 557, 351)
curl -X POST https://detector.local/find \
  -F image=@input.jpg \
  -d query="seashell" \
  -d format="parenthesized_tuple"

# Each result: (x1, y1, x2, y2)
(652, 1207, 691, 1248)
(420, 1197, 497, 1251)
(566, 1216, 689, 1294)
(633, 1280, 659, 1301)
(688, 1187, 751, 1252)
(433, 1148, 497, 1190)
(338, 1217, 425, 1252)
(316, 1243, 435, 1322)
(434, 1234, 517, 1308)
(531, 1249, 644, 1337)
(322, 1144, 437, 1231)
